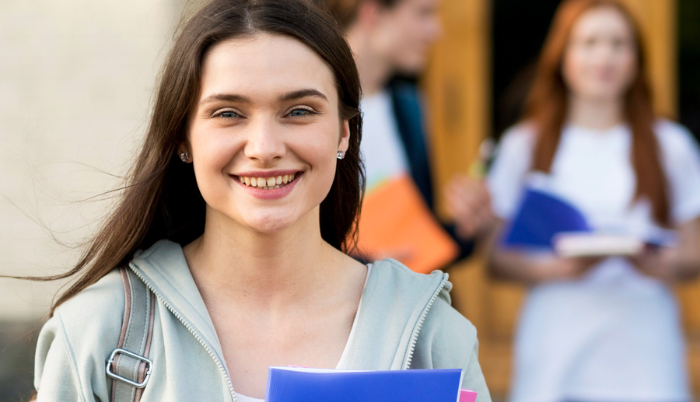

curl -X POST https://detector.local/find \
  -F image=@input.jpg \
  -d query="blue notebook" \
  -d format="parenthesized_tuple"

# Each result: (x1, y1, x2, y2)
(266, 367, 463, 402)
(501, 188, 591, 250)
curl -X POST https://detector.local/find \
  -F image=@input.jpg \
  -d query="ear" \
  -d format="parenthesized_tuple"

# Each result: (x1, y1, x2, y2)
(177, 140, 192, 163)
(338, 119, 351, 153)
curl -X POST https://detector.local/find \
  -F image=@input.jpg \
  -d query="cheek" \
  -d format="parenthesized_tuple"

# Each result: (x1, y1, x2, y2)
(314, 151, 339, 196)
(404, 19, 429, 50)
(377, 25, 403, 56)
(616, 51, 638, 86)
(192, 133, 235, 171)
(289, 125, 340, 193)
(294, 130, 338, 173)
(189, 128, 241, 198)
(389, 29, 429, 69)
(562, 48, 587, 90)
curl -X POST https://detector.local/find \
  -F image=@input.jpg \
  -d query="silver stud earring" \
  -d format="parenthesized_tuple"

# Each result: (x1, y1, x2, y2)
(337, 151, 346, 160)
(179, 152, 189, 162)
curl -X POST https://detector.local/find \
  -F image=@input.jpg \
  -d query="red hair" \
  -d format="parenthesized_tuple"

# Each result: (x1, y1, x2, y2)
(524, 0, 669, 225)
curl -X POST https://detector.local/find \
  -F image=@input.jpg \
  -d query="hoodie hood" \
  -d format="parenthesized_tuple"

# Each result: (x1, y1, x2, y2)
(129, 239, 451, 372)
(34, 239, 491, 402)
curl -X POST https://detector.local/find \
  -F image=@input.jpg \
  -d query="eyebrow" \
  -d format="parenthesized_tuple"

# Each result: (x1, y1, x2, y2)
(199, 88, 328, 106)
(199, 93, 251, 105)
(279, 89, 328, 102)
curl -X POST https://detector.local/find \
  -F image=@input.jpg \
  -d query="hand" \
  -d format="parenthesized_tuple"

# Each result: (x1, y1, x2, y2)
(444, 175, 494, 239)
(532, 255, 603, 283)
(628, 247, 677, 283)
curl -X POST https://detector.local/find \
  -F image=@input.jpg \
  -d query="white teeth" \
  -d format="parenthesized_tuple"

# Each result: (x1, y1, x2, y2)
(250, 177, 257, 187)
(244, 177, 250, 186)
(266, 177, 275, 187)
(276, 176, 282, 185)
(256, 179, 266, 189)
(282, 175, 289, 184)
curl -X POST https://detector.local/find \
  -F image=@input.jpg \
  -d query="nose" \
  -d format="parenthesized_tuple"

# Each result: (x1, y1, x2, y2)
(243, 117, 286, 164)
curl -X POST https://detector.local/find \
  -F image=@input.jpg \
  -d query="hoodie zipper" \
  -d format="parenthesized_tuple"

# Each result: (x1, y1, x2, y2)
(402, 272, 450, 370)
(129, 265, 238, 402)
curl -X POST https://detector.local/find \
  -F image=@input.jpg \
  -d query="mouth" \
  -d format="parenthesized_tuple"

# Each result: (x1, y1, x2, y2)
(232, 172, 302, 190)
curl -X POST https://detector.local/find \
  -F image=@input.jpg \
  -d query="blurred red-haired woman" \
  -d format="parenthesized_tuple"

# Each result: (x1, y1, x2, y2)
(487, 0, 700, 401)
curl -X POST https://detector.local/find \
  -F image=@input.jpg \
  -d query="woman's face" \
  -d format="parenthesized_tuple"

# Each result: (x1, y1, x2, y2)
(186, 34, 350, 235)
(562, 6, 638, 102)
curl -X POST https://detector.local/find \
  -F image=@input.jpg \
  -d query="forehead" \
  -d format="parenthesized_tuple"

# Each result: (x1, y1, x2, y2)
(390, 0, 440, 13)
(199, 33, 337, 103)
(571, 6, 633, 38)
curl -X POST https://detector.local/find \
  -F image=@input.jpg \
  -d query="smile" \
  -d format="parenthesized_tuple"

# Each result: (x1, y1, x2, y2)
(234, 173, 299, 190)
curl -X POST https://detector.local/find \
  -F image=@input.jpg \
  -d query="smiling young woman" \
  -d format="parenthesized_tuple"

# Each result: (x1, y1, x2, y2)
(27, 1, 491, 401)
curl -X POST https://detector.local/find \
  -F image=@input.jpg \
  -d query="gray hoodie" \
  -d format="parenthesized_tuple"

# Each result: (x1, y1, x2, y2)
(34, 239, 492, 401)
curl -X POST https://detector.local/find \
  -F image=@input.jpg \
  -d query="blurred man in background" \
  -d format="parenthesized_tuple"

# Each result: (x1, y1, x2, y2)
(319, 0, 493, 269)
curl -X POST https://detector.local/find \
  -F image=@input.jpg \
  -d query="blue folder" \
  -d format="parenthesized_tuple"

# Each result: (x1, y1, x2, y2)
(266, 367, 463, 402)
(501, 188, 591, 250)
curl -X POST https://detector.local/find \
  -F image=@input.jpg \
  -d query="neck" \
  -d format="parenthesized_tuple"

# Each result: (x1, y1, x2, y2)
(185, 207, 339, 310)
(566, 94, 624, 130)
(346, 26, 393, 97)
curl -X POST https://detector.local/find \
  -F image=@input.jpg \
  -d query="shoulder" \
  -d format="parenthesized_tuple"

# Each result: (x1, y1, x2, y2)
(650, 120, 700, 224)
(420, 298, 491, 401)
(490, 122, 537, 174)
(498, 121, 537, 150)
(654, 119, 698, 153)
(426, 292, 477, 342)
(53, 268, 125, 340)
(416, 289, 479, 367)
(35, 269, 124, 399)
(487, 122, 537, 216)
(369, 259, 448, 295)
(369, 259, 478, 361)
(652, 119, 700, 177)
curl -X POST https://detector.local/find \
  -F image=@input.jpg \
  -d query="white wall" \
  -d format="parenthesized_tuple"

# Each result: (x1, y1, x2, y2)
(0, 0, 187, 320)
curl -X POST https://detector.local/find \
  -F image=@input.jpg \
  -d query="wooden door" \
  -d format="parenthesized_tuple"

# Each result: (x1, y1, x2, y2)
(422, 0, 519, 393)
(423, 0, 700, 398)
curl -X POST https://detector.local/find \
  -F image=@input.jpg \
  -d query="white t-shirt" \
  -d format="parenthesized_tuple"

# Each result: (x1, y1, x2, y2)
(487, 120, 700, 402)
(359, 90, 410, 191)
(234, 265, 373, 402)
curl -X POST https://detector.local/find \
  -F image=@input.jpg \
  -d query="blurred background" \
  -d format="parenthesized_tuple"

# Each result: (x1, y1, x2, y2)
(0, 1, 186, 400)
(431, 0, 700, 399)
(1, 0, 700, 401)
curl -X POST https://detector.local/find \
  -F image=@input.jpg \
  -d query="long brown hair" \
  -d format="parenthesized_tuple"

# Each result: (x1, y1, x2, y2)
(14, 0, 365, 315)
(525, 0, 669, 224)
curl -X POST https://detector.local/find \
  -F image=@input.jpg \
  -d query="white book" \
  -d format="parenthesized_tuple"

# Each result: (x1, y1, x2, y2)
(554, 232, 645, 258)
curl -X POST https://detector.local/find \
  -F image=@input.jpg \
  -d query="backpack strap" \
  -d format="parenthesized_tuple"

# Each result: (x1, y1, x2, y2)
(106, 267, 156, 402)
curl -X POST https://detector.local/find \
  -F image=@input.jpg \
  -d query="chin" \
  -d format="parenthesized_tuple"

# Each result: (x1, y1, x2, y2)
(241, 213, 298, 235)
(395, 56, 428, 76)
(591, 91, 624, 102)
(577, 85, 625, 102)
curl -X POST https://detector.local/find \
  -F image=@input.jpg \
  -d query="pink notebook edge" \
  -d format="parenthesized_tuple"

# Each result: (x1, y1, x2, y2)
(460, 388, 477, 402)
